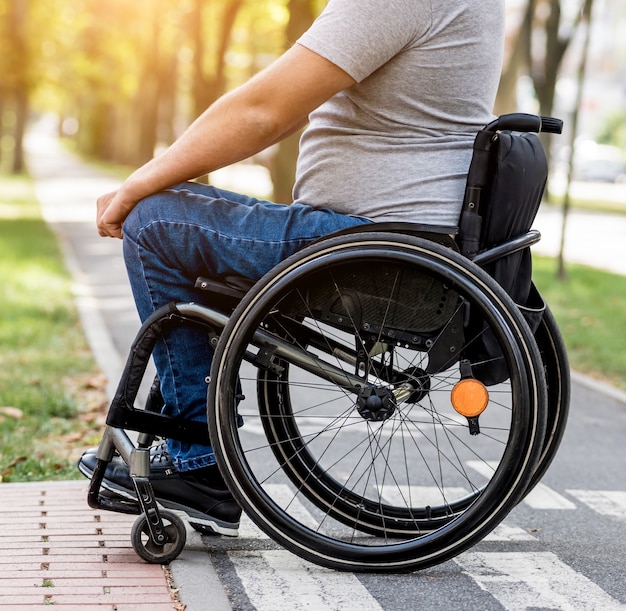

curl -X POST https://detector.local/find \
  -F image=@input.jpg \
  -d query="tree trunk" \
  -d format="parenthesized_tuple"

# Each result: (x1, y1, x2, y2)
(532, 0, 589, 173)
(0, 89, 5, 167)
(191, 0, 245, 119)
(135, 6, 162, 165)
(12, 88, 28, 174)
(495, 0, 535, 115)
(270, 0, 317, 203)
(157, 52, 179, 147)
(7, 0, 29, 174)
(557, 0, 595, 279)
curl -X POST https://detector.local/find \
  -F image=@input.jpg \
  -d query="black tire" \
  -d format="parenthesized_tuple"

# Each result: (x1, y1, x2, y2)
(208, 233, 547, 572)
(131, 509, 187, 564)
(524, 305, 570, 494)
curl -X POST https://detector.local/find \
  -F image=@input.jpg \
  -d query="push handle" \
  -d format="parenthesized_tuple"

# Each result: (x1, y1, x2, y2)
(539, 116, 564, 134)
(485, 113, 563, 134)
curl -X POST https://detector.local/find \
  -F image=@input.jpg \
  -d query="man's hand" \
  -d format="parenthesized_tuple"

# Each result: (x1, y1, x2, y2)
(96, 190, 136, 239)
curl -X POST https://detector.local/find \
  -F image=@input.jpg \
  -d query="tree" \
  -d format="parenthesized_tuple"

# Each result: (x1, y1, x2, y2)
(557, 0, 596, 279)
(496, 0, 535, 115)
(189, 0, 245, 119)
(498, 0, 594, 116)
(496, 0, 603, 205)
(499, 0, 602, 279)
(1, 0, 30, 173)
(269, 0, 319, 203)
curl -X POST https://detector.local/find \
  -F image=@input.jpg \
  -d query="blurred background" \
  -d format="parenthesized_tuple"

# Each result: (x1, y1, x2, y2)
(1, 0, 625, 201)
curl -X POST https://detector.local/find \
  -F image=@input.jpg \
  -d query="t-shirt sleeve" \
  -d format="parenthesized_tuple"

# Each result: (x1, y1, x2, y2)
(297, 0, 431, 83)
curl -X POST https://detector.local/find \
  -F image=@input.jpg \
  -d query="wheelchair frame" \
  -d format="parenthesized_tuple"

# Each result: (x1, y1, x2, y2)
(86, 113, 570, 572)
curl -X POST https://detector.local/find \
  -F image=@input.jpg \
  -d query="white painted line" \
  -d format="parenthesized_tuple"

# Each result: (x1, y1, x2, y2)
(567, 490, 626, 519)
(238, 513, 267, 540)
(483, 523, 536, 542)
(465, 459, 498, 480)
(247, 483, 538, 545)
(254, 482, 539, 545)
(230, 549, 383, 611)
(380, 484, 470, 507)
(380, 484, 535, 541)
(456, 551, 626, 610)
(466, 461, 576, 509)
(523, 482, 577, 510)
(238, 484, 320, 540)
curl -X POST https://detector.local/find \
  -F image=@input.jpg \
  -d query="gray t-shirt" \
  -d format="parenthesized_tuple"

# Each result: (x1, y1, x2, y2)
(293, 0, 505, 226)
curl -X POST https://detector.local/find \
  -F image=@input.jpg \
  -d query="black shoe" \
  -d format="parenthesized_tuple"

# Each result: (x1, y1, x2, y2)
(77, 443, 174, 499)
(78, 443, 241, 537)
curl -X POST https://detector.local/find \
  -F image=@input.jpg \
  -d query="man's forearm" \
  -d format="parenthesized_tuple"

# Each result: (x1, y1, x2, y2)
(96, 44, 356, 238)
(120, 90, 293, 203)
(119, 44, 354, 203)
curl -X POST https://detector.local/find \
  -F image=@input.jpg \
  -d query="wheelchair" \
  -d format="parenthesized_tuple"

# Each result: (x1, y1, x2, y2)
(86, 113, 569, 572)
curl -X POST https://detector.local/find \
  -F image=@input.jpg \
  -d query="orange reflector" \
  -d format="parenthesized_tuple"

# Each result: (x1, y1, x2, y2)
(451, 378, 489, 418)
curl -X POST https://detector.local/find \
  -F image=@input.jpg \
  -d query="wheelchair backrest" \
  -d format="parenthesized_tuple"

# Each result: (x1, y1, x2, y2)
(459, 114, 561, 385)
(460, 129, 548, 306)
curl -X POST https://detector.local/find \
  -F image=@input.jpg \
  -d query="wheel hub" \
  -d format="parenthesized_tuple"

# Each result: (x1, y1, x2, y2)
(356, 386, 397, 422)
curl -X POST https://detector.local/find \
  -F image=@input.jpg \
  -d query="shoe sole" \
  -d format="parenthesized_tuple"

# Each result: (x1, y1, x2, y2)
(78, 460, 239, 537)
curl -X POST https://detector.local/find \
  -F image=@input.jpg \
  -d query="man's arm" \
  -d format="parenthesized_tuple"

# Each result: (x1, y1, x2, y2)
(97, 44, 357, 238)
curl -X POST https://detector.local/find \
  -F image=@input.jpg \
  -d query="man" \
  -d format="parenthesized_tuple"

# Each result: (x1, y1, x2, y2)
(79, 0, 505, 537)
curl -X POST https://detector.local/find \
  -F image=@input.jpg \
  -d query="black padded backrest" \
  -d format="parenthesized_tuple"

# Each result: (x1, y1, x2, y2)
(460, 130, 548, 385)
(478, 131, 547, 305)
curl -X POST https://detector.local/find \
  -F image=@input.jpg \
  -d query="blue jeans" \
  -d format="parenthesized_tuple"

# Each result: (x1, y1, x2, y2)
(122, 182, 371, 472)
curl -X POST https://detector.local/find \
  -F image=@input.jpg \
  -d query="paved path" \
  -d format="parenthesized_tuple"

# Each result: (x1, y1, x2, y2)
(14, 125, 626, 610)
(25, 128, 138, 402)
(532, 203, 626, 276)
(0, 481, 176, 610)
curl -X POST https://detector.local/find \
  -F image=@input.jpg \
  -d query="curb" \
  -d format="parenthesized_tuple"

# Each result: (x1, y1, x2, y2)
(571, 370, 626, 406)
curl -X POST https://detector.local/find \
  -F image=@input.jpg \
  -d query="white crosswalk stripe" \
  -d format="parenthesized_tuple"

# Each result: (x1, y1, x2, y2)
(228, 482, 626, 609)
(379, 484, 536, 541)
(237, 483, 320, 540)
(380, 484, 470, 507)
(229, 550, 384, 611)
(523, 482, 578, 509)
(455, 551, 626, 610)
(566, 489, 626, 519)
(484, 522, 537, 542)
(466, 460, 577, 509)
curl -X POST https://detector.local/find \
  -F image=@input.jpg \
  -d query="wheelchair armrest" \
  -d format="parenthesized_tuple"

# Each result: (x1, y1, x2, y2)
(321, 221, 458, 241)
(472, 230, 541, 266)
(195, 275, 254, 300)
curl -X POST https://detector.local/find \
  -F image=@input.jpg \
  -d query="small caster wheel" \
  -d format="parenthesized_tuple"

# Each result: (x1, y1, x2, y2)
(131, 509, 187, 564)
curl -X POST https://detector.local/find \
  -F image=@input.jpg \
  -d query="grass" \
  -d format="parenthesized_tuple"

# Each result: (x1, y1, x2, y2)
(0, 175, 106, 482)
(533, 256, 626, 392)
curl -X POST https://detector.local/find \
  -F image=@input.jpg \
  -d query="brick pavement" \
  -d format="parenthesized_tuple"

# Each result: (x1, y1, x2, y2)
(0, 480, 179, 610)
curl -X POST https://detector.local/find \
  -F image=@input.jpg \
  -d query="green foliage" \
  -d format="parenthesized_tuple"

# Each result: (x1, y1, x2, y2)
(595, 110, 626, 150)
(1, 0, 321, 171)
(533, 256, 626, 391)
(0, 176, 106, 482)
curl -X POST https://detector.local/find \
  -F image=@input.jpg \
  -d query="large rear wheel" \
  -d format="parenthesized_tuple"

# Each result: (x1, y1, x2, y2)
(209, 233, 547, 572)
